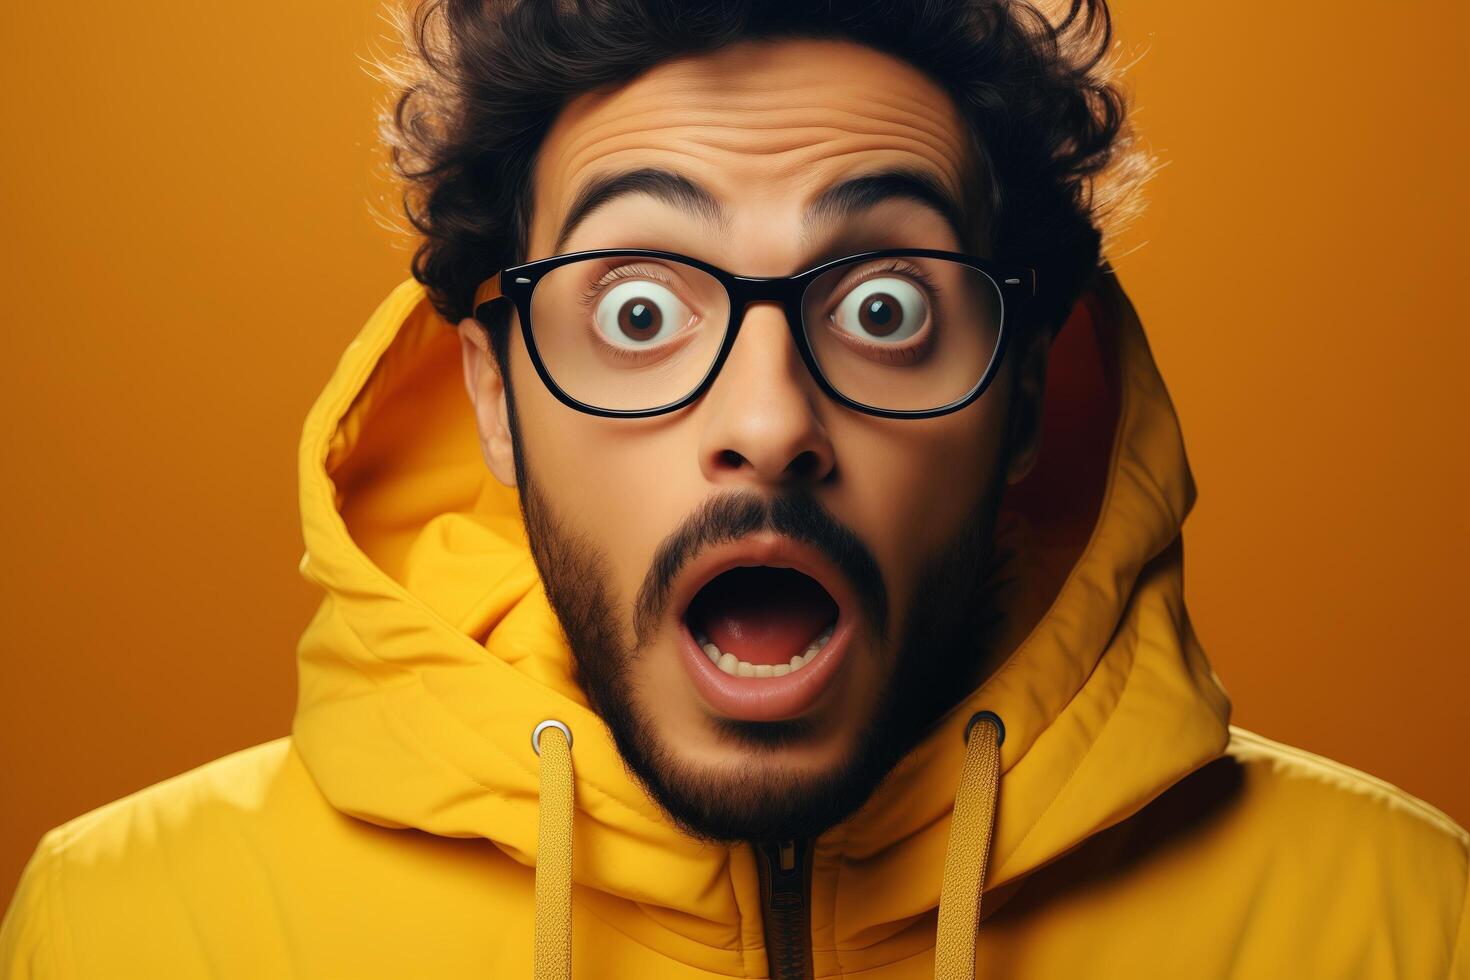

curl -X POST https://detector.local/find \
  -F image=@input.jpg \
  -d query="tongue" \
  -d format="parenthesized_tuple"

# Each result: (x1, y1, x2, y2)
(687, 566, 839, 666)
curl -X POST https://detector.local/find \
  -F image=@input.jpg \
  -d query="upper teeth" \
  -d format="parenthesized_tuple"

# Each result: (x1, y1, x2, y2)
(694, 626, 835, 678)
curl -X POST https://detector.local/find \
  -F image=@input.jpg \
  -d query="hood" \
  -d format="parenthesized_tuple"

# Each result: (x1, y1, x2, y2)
(290, 258, 1233, 976)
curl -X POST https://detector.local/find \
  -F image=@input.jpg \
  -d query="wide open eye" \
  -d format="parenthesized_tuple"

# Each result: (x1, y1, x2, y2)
(593, 279, 692, 349)
(830, 276, 928, 344)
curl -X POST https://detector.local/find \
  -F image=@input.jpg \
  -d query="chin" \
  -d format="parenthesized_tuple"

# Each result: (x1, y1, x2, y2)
(620, 702, 882, 846)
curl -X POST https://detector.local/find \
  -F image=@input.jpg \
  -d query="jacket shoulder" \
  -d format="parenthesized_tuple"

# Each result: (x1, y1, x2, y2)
(1222, 725, 1470, 976)
(1225, 724, 1468, 850)
(1, 737, 330, 977)
(32, 737, 307, 866)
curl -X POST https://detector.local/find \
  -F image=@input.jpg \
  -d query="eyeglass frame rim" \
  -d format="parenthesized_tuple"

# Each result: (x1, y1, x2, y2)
(471, 246, 1038, 420)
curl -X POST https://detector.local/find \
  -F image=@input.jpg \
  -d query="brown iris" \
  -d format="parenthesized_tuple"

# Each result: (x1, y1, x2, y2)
(858, 292, 903, 337)
(617, 297, 662, 340)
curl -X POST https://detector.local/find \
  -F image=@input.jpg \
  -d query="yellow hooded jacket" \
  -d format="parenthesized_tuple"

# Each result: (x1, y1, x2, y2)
(3, 265, 1467, 978)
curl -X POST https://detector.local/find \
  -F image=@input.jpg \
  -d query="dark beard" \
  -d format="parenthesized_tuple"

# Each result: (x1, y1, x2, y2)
(512, 428, 1011, 846)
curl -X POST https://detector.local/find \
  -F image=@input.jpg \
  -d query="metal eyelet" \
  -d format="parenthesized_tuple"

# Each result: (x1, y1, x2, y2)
(964, 710, 1005, 748)
(531, 719, 573, 756)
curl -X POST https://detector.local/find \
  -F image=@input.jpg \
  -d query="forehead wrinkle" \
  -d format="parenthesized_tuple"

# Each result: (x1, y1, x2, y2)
(655, 110, 965, 161)
(553, 127, 968, 206)
(548, 98, 965, 177)
(542, 75, 970, 175)
(714, 89, 968, 147)
(561, 86, 965, 145)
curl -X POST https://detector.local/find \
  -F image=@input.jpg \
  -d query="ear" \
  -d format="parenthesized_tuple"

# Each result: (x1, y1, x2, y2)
(1004, 326, 1050, 486)
(456, 316, 517, 488)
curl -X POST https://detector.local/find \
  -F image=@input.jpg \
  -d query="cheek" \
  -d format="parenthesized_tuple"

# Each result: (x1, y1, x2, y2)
(513, 358, 698, 609)
(832, 404, 1008, 599)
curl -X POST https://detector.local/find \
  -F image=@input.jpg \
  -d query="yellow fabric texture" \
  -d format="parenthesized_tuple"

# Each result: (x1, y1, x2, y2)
(3, 264, 1468, 978)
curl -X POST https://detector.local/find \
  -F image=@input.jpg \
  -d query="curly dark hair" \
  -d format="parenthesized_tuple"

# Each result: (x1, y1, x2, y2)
(370, 0, 1156, 371)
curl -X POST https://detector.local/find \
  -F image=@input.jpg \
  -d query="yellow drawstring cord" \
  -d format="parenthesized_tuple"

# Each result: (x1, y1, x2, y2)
(533, 720, 574, 980)
(934, 711, 1004, 980)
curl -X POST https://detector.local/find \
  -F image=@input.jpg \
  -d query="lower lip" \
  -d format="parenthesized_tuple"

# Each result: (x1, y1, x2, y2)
(678, 614, 854, 722)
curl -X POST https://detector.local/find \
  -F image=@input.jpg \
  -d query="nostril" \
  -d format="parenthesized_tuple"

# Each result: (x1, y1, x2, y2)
(714, 448, 824, 480)
(786, 449, 824, 481)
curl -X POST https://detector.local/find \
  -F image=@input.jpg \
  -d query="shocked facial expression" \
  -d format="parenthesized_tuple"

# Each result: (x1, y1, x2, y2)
(458, 37, 1046, 844)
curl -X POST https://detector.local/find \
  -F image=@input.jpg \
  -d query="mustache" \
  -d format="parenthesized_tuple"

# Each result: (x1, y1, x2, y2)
(632, 488, 888, 646)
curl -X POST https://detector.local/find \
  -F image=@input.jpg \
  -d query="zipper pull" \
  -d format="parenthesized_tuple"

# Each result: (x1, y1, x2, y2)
(756, 838, 814, 980)
(763, 838, 801, 903)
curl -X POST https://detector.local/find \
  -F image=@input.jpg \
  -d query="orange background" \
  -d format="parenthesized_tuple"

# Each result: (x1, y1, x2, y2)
(2, 1, 1466, 902)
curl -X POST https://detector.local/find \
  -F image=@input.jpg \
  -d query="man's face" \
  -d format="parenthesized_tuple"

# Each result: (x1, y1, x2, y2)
(459, 37, 1045, 843)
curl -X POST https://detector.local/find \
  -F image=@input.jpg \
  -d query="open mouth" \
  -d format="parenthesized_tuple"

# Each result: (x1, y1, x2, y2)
(671, 536, 858, 722)
(685, 566, 839, 678)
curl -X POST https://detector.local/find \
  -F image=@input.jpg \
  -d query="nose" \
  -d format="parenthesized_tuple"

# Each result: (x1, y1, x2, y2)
(697, 300, 837, 487)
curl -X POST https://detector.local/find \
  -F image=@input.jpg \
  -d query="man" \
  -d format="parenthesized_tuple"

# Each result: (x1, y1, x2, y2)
(3, 0, 1466, 976)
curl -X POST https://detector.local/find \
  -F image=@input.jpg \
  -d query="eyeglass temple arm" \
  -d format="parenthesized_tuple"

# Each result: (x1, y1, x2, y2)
(473, 272, 504, 319)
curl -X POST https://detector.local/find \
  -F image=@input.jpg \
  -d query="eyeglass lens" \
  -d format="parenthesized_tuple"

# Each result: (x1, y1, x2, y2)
(525, 254, 1004, 413)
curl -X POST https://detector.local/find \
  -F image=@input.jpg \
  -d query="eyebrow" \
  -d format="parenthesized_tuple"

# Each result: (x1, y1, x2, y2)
(551, 165, 974, 255)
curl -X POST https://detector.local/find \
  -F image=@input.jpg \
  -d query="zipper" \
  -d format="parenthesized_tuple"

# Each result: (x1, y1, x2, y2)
(753, 837, 815, 980)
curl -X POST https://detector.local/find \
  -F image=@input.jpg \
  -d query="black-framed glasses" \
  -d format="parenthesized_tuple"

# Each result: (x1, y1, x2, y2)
(472, 247, 1037, 419)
